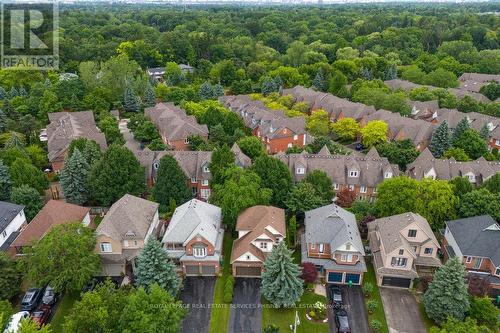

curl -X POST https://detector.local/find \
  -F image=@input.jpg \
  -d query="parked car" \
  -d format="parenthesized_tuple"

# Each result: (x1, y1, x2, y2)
(31, 306, 51, 327)
(329, 284, 343, 308)
(335, 309, 351, 333)
(3, 311, 29, 333)
(20, 288, 43, 311)
(355, 143, 364, 151)
(42, 286, 57, 305)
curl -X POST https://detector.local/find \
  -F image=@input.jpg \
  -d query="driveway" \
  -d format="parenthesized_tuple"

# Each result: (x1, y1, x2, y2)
(179, 276, 216, 333)
(326, 285, 370, 333)
(229, 278, 261, 333)
(380, 287, 426, 333)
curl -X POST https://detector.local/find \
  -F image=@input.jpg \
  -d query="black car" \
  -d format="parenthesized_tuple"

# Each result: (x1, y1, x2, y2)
(21, 288, 43, 311)
(355, 143, 364, 151)
(335, 309, 351, 333)
(329, 285, 343, 308)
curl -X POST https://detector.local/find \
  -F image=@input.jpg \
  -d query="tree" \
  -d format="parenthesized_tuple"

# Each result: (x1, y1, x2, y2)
(0, 161, 11, 200)
(414, 178, 458, 230)
(458, 188, 500, 221)
(452, 118, 470, 142)
(213, 84, 224, 98)
(336, 187, 357, 208)
(261, 242, 303, 307)
(306, 109, 330, 137)
(467, 275, 491, 297)
(0, 300, 13, 332)
(360, 121, 388, 148)
(429, 121, 451, 158)
(303, 170, 334, 203)
(143, 82, 156, 107)
(468, 297, 500, 329)
(331, 118, 360, 142)
(311, 69, 326, 92)
(285, 182, 325, 217)
(99, 113, 125, 146)
(17, 318, 52, 333)
(9, 159, 48, 194)
(479, 124, 490, 140)
(198, 81, 214, 100)
(443, 147, 470, 161)
(430, 317, 494, 333)
(152, 155, 192, 212)
(123, 84, 140, 112)
(457, 96, 483, 114)
(479, 82, 500, 101)
(237, 136, 265, 160)
(375, 177, 419, 217)
(68, 138, 102, 166)
(251, 155, 292, 207)
(10, 185, 43, 221)
(209, 144, 235, 186)
(423, 257, 469, 324)
(453, 129, 488, 160)
(449, 176, 474, 198)
(300, 262, 318, 283)
(287, 215, 297, 247)
(0, 252, 21, 300)
(135, 239, 180, 296)
(60, 149, 90, 205)
(482, 173, 500, 194)
(88, 145, 145, 207)
(23, 223, 100, 293)
(376, 140, 419, 171)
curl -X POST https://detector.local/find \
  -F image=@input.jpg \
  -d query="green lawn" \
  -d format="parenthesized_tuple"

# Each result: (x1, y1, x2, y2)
(363, 263, 389, 333)
(262, 291, 329, 333)
(209, 230, 233, 333)
(50, 292, 80, 333)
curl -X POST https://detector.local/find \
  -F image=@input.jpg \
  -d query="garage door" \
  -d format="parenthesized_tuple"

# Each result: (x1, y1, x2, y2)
(382, 276, 411, 288)
(235, 266, 261, 277)
(201, 265, 216, 276)
(185, 265, 199, 276)
(345, 273, 361, 285)
(328, 272, 343, 283)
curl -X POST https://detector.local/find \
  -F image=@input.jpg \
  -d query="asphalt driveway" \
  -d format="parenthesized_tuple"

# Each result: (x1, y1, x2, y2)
(179, 276, 216, 333)
(380, 287, 426, 333)
(326, 285, 370, 333)
(229, 278, 262, 333)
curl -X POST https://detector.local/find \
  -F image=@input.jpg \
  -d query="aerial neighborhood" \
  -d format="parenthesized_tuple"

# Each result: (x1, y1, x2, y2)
(0, 3, 500, 333)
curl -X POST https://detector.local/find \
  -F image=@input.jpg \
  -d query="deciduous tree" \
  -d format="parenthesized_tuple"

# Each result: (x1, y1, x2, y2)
(360, 120, 388, 148)
(331, 118, 360, 142)
(10, 185, 43, 220)
(237, 136, 266, 160)
(251, 155, 292, 207)
(0, 252, 21, 300)
(152, 155, 192, 212)
(0, 161, 11, 200)
(303, 170, 335, 203)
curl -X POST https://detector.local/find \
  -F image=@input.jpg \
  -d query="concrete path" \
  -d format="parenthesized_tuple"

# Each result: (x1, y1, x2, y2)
(379, 287, 426, 333)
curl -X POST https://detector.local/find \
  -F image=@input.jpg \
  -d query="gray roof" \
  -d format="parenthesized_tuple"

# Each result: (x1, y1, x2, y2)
(445, 215, 500, 267)
(372, 250, 418, 278)
(96, 194, 159, 241)
(0, 201, 24, 234)
(305, 204, 365, 255)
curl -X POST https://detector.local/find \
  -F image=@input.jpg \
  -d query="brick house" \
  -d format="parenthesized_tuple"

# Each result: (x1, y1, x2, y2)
(368, 212, 441, 289)
(301, 204, 366, 285)
(230, 206, 286, 277)
(443, 215, 500, 298)
(162, 199, 223, 276)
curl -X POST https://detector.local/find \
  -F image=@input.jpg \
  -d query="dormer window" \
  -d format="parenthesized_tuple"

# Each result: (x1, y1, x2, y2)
(408, 229, 417, 238)
(495, 267, 500, 276)
(467, 173, 476, 183)
(193, 245, 207, 258)
(293, 134, 298, 140)
(296, 167, 305, 175)
(203, 165, 210, 173)
(333, 183, 339, 190)
(349, 170, 358, 177)
(398, 249, 404, 255)
(318, 243, 324, 253)
(384, 172, 392, 178)
(346, 244, 351, 251)
(100, 242, 112, 253)
(184, 138, 189, 144)
(191, 177, 197, 183)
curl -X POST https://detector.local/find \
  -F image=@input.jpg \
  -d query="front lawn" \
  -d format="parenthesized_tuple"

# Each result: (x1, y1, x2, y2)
(50, 292, 80, 333)
(418, 301, 435, 331)
(208, 230, 233, 333)
(363, 263, 389, 333)
(262, 291, 329, 333)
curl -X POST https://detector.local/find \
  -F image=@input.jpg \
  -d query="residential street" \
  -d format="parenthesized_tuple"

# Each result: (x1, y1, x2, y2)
(179, 277, 216, 333)
(326, 285, 370, 333)
(229, 278, 262, 333)
(380, 287, 426, 333)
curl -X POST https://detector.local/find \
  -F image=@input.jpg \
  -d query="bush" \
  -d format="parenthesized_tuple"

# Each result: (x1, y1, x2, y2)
(362, 282, 374, 297)
(223, 276, 235, 303)
(366, 299, 378, 314)
(370, 319, 382, 332)
(263, 324, 279, 333)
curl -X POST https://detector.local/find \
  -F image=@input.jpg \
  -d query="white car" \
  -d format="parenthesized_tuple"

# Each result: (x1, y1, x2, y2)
(3, 311, 30, 333)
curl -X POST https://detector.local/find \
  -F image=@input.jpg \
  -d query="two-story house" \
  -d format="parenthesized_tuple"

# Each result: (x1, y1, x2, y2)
(162, 199, 223, 276)
(368, 212, 441, 289)
(231, 206, 286, 277)
(443, 215, 500, 298)
(0, 201, 26, 254)
(302, 204, 366, 285)
(96, 194, 160, 277)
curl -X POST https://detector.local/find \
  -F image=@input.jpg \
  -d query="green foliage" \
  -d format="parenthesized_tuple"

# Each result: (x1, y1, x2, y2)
(251, 155, 292, 207)
(449, 176, 474, 198)
(376, 140, 419, 171)
(10, 185, 43, 220)
(17, 318, 52, 333)
(429, 121, 451, 158)
(9, 158, 48, 194)
(223, 276, 234, 303)
(143, 82, 156, 107)
(306, 109, 330, 137)
(360, 120, 388, 148)
(68, 138, 102, 166)
(452, 118, 470, 142)
(331, 118, 359, 142)
(430, 317, 493, 333)
(237, 136, 266, 160)
(369, 319, 382, 332)
(152, 155, 192, 211)
(479, 82, 500, 101)
(60, 149, 90, 205)
(468, 297, 500, 329)
(0, 161, 11, 200)
(458, 188, 500, 221)
(0, 300, 13, 332)
(209, 144, 236, 186)
(0, 252, 21, 300)
(99, 113, 124, 146)
(443, 147, 470, 161)
(481, 173, 500, 194)
(366, 300, 378, 314)
(362, 282, 374, 297)
(285, 182, 326, 216)
(453, 129, 488, 160)
(303, 170, 335, 203)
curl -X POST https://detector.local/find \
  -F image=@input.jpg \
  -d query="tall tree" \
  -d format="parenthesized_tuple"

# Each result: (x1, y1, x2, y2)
(209, 144, 235, 186)
(423, 257, 469, 324)
(152, 155, 192, 212)
(331, 118, 360, 142)
(9, 159, 48, 194)
(468, 297, 500, 329)
(449, 176, 474, 198)
(303, 170, 335, 203)
(261, 242, 303, 307)
(0, 300, 13, 333)
(135, 239, 180, 296)
(375, 176, 419, 217)
(285, 182, 325, 217)
(236, 136, 266, 160)
(60, 149, 90, 205)
(311, 69, 326, 92)
(452, 118, 470, 142)
(10, 185, 43, 220)
(123, 84, 140, 112)
(482, 173, 500, 194)
(360, 120, 388, 148)
(143, 82, 156, 107)
(429, 121, 451, 158)
(0, 161, 11, 200)
(198, 81, 214, 100)
(415, 178, 458, 230)
(376, 140, 419, 171)
(251, 155, 292, 207)
(458, 188, 500, 221)
(453, 129, 488, 159)
(430, 317, 494, 333)
(0, 252, 21, 300)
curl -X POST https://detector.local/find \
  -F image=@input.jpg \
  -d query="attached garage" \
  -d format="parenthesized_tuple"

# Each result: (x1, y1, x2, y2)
(101, 263, 125, 277)
(201, 265, 216, 276)
(235, 266, 262, 277)
(327, 272, 343, 283)
(185, 265, 199, 276)
(382, 276, 412, 288)
(345, 273, 361, 285)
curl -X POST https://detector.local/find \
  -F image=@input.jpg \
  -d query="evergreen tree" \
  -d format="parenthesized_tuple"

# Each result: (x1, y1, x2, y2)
(213, 84, 224, 98)
(8, 87, 18, 99)
(209, 144, 235, 186)
(83, 140, 103, 167)
(143, 83, 156, 107)
(360, 67, 373, 80)
(452, 118, 470, 142)
(0, 110, 6, 133)
(479, 124, 489, 140)
(273, 75, 283, 92)
(135, 239, 180, 296)
(429, 121, 451, 158)
(312, 69, 326, 92)
(0, 87, 6, 99)
(385, 64, 398, 80)
(423, 257, 470, 324)
(10, 185, 43, 220)
(60, 149, 90, 205)
(152, 155, 192, 212)
(123, 84, 140, 113)
(18, 86, 27, 97)
(0, 161, 11, 201)
(261, 77, 275, 96)
(261, 242, 303, 307)
(44, 78, 51, 87)
(198, 81, 214, 100)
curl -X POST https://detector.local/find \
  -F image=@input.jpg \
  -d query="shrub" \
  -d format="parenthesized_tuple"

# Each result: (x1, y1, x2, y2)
(366, 299, 378, 314)
(300, 262, 318, 283)
(362, 282, 374, 297)
(370, 319, 382, 332)
(263, 324, 279, 333)
(309, 310, 316, 319)
(223, 276, 235, 303)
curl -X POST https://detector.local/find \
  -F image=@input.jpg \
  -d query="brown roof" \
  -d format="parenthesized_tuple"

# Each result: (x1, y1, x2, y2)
(11, 200, 90, 247)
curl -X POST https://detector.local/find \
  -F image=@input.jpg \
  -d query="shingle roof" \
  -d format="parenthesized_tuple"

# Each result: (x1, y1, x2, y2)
(231, 143, 252, 168)
(96, 194, 159, 241)
(445, 215, 500, 267)
(0, 201, 24, 234)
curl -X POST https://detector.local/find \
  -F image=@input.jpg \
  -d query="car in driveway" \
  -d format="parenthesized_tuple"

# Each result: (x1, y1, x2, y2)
(329, 284, 343, 308)
(3, 311, 30, 333)
(335, 309, 351, 333)
(21, 288, 43, 311)
(31, 306, 51, 327)
(42, 286, 57, 305)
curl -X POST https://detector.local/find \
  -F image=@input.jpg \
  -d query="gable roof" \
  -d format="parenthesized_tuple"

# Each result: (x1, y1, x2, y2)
(11, 200, 90, 247)
(0, 201, 24, 234)
(96, 194, 159, 241)
(231, 143, 252, 168)
(445, 215, 500, 267)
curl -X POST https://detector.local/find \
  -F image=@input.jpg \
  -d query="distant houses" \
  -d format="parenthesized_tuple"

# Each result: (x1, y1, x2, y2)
(146, 64, 195, 82)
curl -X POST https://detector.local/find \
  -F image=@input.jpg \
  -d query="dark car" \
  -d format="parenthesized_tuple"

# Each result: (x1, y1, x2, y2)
(335, 309, 351, 333)
(355, 143, 364, 151)
(42, 286, 57, 305)
(21, 288, 43, 311)
(329, 285, 343, 308)
(31, 305, 51, 327)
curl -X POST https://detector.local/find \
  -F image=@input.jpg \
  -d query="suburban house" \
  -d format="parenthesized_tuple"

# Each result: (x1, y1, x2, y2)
(162, 199, 223, 276)
(144, 103, 209, 150)
(407, 148, 500, 185)
(96, 194, 160, 277)
(368, 212, 442, 289)
(47, 111, 107, 171)
(146, 64, 195, 81)
(490, 126, 500, 151)
(10, 200, 91, 255)
(302, 204, 366, 285)
(276, 146, 399, 201)
(231, 206, 286, 277)
(408, 100, 439, 121)
(436, 108, 498, 136)
(220, 95, 308, 153)
(0, 202, 26, 253)
(458, 73, 500, 93)
(442, 215, 500, 298)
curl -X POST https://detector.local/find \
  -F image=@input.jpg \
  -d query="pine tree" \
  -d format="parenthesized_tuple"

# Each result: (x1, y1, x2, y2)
(429, 121, 451, 158)
(152, 155, 192, 212)
(261, 77, 275, 96)
(452, 118, 470, 142)
(0, 161, 11, 201)
(360, 67, 373, 80)
(213, 84, 224, 98)
(44, 78, 51, 87)
(423, 257, 470, 324)
(60, 149, 90, 205)
(385, 64, 398, 80)
(143, 83, 156, 107)
(261, 242, 304, 307)
(0, 87, 6, 99)
(312, 69, 326, 92)
(199, 81, 214, 100)
(18, 86, 27, 97)
(8, 87, 18, 99)
(123, 84, 140, 113)
(479, 124, 489, 140)
(83, 140, 102, 167)
(0, 110, 6, 132)
(135, 239, 180, 296)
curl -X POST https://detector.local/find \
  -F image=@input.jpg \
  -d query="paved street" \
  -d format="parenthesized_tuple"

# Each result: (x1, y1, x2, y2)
(229, 278, 262, 333)
(179, 277, 216, 333)
(326, 285, 370, 333)
(380, 287, 426, 333)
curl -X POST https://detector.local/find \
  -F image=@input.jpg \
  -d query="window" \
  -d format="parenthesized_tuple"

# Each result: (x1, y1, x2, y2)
(373, 187, 377, 193)
(293, 134, 298, 140)
(202, 180, 209, 186)
(496, 267, 500, 276)
(392, 257, 407, 267)
(424, 248, 433, 255)
(2, 230, 6, 238)
(345, 244, 351, 251)
(193, 246, 207, 258)
(296, 167, 305, 174)
(408, 229, 417, 238)
(348, 185, 354, 191)
(201, 189, 211, 199)
(191, 177, 197, 183)
(311, 243, 315, 249)
(347, 253, 353, 261)
(474, 258, 482, 269)
(184, 138, 189, 144)
(318, 243, 324, 253)
(124, 240, 129, 247)
(153, 162, 160, 170)
(333, 183, 339, 190)
(341, 254, 347, 262)
(100, 242, 112, 253)
(287, 143, 293, 148)
(246, 255, 251, 260)
(203, 165, 210, 173)
(360, 186, 367, 193)
(134, 240, 138, 246)
(467, 174, 476, 182)
(259, 242, 268, 249)
(496, 139, 500, 145)
(349, 170, 358, 177)
(398, 249, 404, 255)
(384, 172, 392, 178)
(412, 246, 417, 253)
(466, 256, 472, 263)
